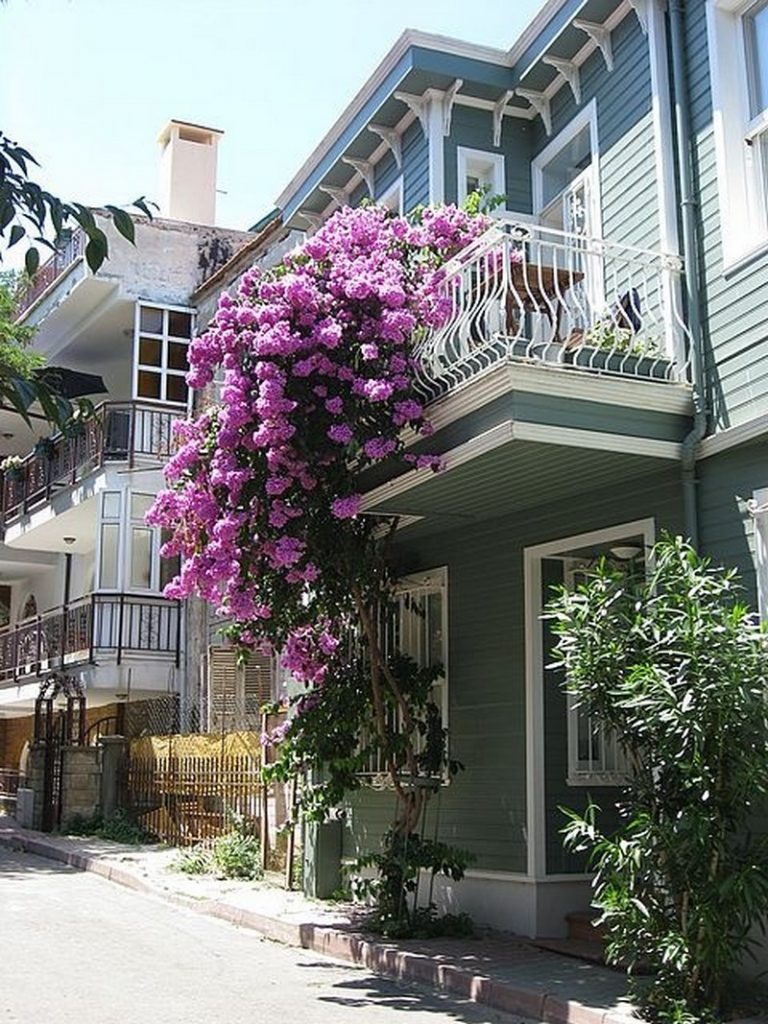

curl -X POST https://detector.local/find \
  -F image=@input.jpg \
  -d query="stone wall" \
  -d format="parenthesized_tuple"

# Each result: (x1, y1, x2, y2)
(60, 746, 101, 826)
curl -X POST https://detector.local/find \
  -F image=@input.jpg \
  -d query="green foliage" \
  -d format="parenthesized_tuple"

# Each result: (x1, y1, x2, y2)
(0, 271, 95, 430)
(351, 827, 474, 936)
(62, 809, 154, 845)
(546, 535, 768, 1021)
(171, 814, 263, 881)
(581, 319, 661, 357)
(211, 814, 263, 880)
(462, 184, 506, 216)
(172, 846, 211, 876)
(1, 132, 153, 274)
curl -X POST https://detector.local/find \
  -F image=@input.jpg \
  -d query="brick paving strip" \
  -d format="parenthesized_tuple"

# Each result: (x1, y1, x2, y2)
(5, 816, 754, 1024)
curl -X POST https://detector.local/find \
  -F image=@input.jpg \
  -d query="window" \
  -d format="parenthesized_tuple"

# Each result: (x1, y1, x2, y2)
(752, 486, 768, 617)
(456, 148, 506, 207)
(532, 101, 600, 238)
(564, 561, 629, 786)
(134, 304, 194, 406)
(360, 568, 449, 781)
(97, 490, 180, 593)
(707, 0, 768, 264)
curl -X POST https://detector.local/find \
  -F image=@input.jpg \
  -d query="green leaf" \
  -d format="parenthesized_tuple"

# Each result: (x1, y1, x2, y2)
(105, 206, 135, 244)
(84, 232, 108, 273)
(8, 224, 24, 248)
(24, 247, 40, 277)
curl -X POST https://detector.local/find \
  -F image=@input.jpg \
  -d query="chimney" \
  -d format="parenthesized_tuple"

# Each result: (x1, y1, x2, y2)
(157, 119, 223, 225)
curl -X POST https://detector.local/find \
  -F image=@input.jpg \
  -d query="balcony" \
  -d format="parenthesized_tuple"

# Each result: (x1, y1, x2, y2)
(413, 220, 691, 401)
(15, 229, 86, 319)
(0, 593, 181, 684)
(1, 401, 185, 527)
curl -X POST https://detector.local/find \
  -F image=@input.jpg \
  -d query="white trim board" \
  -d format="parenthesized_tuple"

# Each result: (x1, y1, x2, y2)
(523, 517, 656, 879)
(698, 413, 768, 458)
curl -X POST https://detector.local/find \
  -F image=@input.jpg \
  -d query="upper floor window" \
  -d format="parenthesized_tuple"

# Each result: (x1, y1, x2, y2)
(457, 147, 506, 207)
(134, 304, 194, 406)
(707, 0, 768, 265)
(533, 101, 600, 239)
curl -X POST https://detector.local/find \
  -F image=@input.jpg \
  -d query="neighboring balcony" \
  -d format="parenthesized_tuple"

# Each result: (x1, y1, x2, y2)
(0, 593, 181, 684)
(1, 401, 184, 528)
(15, 229, 87, 320)
(413, 219, 692, 401)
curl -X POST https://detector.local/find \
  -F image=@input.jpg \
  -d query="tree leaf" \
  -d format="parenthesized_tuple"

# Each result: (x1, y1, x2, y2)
(105, 205, 135, 244)
(24, 247, 40, 277)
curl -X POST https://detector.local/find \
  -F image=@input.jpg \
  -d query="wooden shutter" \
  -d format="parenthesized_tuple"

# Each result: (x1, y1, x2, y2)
(209, 646, 273, 732)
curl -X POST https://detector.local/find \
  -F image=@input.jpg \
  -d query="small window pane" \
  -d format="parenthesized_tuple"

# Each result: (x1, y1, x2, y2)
(541, 124, 591, 207)
(747, 3, 768, 116)
(160, 530, 181, 591)
(102, 492, 121, 519)
(139, 337, 162, 367)
(166, 374, 188, 404)
(131, 528, 153, 589)
(131, 493, 154, 521)
(140, 306, 164, 334)
(138, 370, 162, 400)
(168, 311, 193, 338)
(168, 341, 188, 371)
(99, 524, 120, 589)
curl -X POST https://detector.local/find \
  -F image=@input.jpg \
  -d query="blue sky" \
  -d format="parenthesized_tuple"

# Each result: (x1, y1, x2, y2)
(1, 1, 543, 233)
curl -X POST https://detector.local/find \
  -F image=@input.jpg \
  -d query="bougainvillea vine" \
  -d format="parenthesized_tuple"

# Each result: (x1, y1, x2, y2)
(149, 203, 489, 840)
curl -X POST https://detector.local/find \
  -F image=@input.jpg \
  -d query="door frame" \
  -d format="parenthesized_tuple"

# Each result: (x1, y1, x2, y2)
(522, 516, 655, 879)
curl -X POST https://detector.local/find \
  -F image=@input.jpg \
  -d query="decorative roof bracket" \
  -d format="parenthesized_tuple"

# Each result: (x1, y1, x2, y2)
(299, 209, 324, 232)
(492, 90, 515, 147)
(627, 0, 649, 35)
(516, 88, 553, 136)
(573, 19, 614, 72)
(368, 123, 402, 169)
(442, 79, 464, 136)
(542, 56, 582, 105)
(394, 91, 430, 137)
(319, 185, 349, 208)
(342, 156, 375, 196)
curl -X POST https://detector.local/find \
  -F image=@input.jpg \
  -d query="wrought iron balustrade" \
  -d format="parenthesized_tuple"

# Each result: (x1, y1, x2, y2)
(0, 593, 181, 683)
(1, 401, 185, 524)
(15, 229, 86, 317)
(413, 219, 692, 400)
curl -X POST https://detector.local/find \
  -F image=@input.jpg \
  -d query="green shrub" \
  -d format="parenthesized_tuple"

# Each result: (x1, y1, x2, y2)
(212, 828, 263, 880)
(172, 846, 212, 875)
(546, 536, 768, 1022)
(62, 809, 152, 845)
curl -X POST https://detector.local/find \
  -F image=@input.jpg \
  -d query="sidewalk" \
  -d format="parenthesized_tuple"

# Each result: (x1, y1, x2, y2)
(1, 816, 639, 1023)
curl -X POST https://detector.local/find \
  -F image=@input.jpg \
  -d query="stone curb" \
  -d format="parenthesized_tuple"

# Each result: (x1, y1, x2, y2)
(0, 827, 638, 1024)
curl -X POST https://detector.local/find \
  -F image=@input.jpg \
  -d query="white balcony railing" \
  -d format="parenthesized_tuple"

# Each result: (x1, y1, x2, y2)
(413, 220, 691, 400)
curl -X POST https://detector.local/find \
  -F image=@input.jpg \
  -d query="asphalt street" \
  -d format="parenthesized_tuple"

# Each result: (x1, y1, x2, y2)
(0, 846, 535, 1024)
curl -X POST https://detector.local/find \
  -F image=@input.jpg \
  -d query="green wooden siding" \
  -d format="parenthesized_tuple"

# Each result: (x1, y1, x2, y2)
(530, 13, 660, 255)
(443, 106, 534, 211)
(698, 444, 765, 602)
(685, 0, 768, 430)
(402, 120, 429, 211)
(341, 465, 685, 874)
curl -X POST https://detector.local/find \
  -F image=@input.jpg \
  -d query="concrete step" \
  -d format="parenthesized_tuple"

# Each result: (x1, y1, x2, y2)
(566, 909, 607, 944)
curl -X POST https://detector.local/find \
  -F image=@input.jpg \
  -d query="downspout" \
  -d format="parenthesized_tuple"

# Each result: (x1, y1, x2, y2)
(668, 0, 707, 548)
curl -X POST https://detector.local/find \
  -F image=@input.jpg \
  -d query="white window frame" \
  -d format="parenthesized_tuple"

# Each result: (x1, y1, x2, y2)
(133, 302, 195, 408)
(96, 489, 171, 595)
(563, 559, 630, 788)
(456, 147, 506, 208)
(752, 485, 768, 617)
(532, 99, 602, 240)
(358, 566, 449, 783)
(707, 0, 768, 268)
(378, 176, 404, 214)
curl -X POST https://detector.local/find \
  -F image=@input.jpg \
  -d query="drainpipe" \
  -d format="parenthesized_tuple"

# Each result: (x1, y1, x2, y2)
(668, 0, 707, 549)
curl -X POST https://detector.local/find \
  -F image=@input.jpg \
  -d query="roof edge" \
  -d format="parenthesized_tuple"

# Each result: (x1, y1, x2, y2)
(274, 28, 510, 211)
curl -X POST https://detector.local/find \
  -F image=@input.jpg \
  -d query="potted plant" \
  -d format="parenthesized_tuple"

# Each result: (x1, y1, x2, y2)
(1, 455, 25, 483)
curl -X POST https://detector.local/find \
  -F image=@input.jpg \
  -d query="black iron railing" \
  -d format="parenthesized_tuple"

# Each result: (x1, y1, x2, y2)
(0, 593, 181, 682)
(15, 229, 86, 317)
(1, 401, 185, 524)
